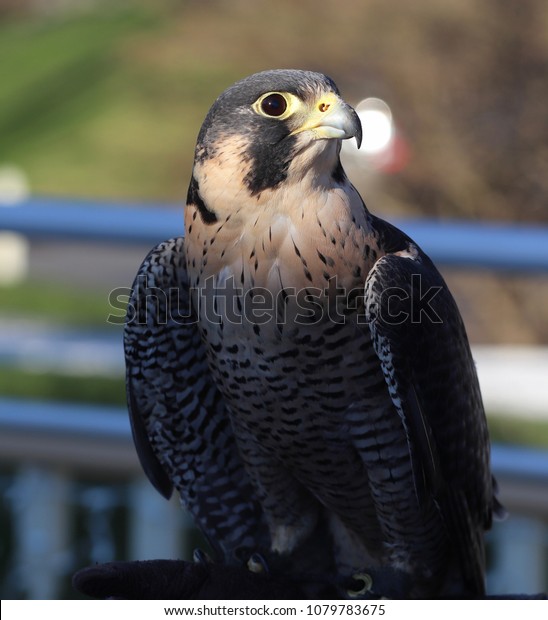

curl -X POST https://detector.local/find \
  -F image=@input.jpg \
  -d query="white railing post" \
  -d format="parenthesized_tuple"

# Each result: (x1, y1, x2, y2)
(9, 465, 72, 599)
(128, 477, 184, 561)
(488, 516, 548, 595)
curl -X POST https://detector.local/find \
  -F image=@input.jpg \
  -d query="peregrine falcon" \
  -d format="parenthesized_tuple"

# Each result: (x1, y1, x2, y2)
(124, 69, 501, 599)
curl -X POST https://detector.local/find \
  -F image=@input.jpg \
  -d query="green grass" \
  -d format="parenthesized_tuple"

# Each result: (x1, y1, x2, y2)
(0, 4, 238, 200)
(0, 280, 122, 326)
(0, 9, 155, 151)
(0, 279, 126, 405)
(0, 367, 125, 406)
(0, 6, 167, 198)
(1, 278, 126, 405)
(487, 414, 548, 450)
(1, 280, 126, 404)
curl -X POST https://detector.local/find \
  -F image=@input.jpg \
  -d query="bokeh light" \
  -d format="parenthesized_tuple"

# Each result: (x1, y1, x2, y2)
(352, 98, 394, 155)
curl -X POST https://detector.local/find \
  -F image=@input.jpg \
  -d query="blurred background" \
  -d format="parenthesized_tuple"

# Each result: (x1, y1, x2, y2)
(1, 0, 547, 599)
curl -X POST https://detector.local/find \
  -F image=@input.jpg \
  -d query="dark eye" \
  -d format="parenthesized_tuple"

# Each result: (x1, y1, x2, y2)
(260, 93, 287, 117)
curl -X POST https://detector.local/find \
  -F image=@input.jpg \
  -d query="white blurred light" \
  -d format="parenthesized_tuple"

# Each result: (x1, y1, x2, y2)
(356, 98, 393, 154)
(0, 165, 30, 206)
(344, 98, 394, 156)
(0, 164, 30, 284)
(0, 232, 29, 285)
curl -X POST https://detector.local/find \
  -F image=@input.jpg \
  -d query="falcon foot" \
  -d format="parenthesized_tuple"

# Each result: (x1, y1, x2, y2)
(346, 572, 373, 598)
(247, 553, 270, 574)
(341, 566, 413, 599)
(192, 548, 212, 565)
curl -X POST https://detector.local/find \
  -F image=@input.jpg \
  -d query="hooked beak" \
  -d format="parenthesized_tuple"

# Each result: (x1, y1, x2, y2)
(290, 92, 362, 149)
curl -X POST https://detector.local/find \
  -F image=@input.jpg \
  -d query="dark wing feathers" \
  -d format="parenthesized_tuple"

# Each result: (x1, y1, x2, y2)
(405, 383, 444, 503)
(127, 379, 173, 500)
(123, 237, 269, 563)
(363, 250, 493, 595)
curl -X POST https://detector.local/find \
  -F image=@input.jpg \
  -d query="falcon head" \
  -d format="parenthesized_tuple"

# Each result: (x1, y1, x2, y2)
(188, 70, 362, 217)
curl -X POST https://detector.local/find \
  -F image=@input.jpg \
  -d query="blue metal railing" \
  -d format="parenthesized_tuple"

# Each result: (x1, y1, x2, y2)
(0, 196, 183, 245)
(2, 196, 548, 271)
(0, 398, 129, 440)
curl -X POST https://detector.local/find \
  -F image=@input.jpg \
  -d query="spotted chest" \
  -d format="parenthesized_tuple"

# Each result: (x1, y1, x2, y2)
(185, 212, 389, 453)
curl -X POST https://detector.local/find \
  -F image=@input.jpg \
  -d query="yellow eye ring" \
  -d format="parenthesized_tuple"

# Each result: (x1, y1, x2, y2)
(252, 92, 300, 121)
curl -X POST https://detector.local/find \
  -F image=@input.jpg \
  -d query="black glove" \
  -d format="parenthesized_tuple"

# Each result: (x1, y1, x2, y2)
(73, 558, 547, 600)
(73, 558, 312, 600)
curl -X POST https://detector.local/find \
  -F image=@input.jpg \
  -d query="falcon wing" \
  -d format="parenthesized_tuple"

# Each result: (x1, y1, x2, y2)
(362, 242, 496, 595)
(124, 237, 269, 563)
